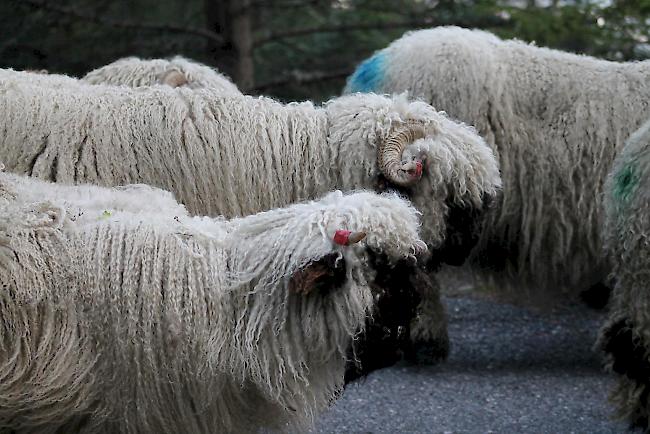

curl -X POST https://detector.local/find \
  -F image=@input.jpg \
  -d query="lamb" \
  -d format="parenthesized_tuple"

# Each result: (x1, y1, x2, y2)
(0, 69, 501, 366)
(344, 26, 650, 303)
(0, 168, 426, 433)
(598, 119, 650, 430)
(82, 56, 241, 93)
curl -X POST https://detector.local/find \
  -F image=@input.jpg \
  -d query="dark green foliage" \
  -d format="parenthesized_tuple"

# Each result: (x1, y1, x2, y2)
(1, 0, 648, 101)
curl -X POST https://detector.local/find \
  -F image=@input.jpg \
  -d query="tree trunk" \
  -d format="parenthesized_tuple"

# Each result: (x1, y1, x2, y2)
(230, 0, 254, 91)
(203, 0, 254, 91)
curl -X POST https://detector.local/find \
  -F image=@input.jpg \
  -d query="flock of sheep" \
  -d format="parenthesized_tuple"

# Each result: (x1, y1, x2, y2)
(0, 25, 649, 432)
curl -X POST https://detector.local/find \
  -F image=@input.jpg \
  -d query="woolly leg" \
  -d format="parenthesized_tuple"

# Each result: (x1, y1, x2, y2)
(599, 316, 650, 430)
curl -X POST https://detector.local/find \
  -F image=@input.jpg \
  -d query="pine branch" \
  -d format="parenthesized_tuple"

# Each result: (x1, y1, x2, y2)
(15, 0, 225, 45)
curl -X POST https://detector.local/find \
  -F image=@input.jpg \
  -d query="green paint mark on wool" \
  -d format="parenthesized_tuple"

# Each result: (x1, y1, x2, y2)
(613, 163, 639, 203)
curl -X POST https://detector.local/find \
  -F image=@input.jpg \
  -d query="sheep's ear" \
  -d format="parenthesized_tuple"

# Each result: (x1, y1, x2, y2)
(162, 70, 188, 87)
(288, 253, 347, 295)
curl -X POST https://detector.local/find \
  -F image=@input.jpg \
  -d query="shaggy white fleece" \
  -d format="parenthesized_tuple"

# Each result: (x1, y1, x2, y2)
(0, 169, 425, 433)
(82, 56, 241, 93)
(0, 70, 500, 252)
(345, 25, 650, 298)
(0, 67, 500, 358)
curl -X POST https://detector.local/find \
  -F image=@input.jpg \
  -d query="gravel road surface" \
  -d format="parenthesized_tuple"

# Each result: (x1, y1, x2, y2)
(315, 294, 629, 433)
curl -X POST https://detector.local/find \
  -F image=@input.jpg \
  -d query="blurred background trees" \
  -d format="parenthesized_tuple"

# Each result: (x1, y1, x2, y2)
(2, 0, 649, 101)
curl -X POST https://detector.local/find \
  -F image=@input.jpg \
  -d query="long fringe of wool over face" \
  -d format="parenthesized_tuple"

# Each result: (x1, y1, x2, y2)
(345, 26, 650, 298)
(0, 169, 425, 433)
(82, 56, 241, 93)
(597, 119, 650, 429)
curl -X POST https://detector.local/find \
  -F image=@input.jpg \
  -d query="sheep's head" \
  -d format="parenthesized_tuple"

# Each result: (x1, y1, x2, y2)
(285, 228, 426, 384)
(325, 93, 501, 267)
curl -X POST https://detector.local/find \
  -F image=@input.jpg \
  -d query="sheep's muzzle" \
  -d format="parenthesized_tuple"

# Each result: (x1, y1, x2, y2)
(344, 251, 423, 383)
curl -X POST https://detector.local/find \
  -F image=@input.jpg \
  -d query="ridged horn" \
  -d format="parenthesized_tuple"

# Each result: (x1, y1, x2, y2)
(378, 120, 427, 186)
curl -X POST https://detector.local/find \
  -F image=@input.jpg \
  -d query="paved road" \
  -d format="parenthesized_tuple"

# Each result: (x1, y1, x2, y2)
(315, 295, 630, 433)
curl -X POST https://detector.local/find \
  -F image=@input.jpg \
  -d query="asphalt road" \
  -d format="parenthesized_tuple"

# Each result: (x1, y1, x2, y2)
(315, 294, 630, 434)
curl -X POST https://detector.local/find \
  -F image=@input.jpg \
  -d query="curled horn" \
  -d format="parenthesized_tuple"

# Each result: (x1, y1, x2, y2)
(378, 120, 427, 187)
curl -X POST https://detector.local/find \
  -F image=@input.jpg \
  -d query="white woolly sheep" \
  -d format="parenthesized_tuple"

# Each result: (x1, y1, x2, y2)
(598, 119, 650, 430)
(82, 56, 241, 93)
(0, 69, 501, 366)
(0, 169, 425, 433)
(345, 26, 650, 303)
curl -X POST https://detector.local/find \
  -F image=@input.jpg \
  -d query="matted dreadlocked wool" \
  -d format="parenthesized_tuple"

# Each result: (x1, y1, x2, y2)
(345, 26, 650, 301)
(0, 67, 81, 88)
(82, 56, 241, 93)
(0, 169, 425, 433)
(0, 68, 499, 246)
(598, 119, 650, 430)
(0, 69, 501, 364)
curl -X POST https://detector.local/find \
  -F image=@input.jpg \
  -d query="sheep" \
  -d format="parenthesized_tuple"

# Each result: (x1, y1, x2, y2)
(0, 167, 426, 433)
(0, 69, 501, 366)
(597, 119, 650, 430)
(82, 56, 241, 93)
(344, 26, 650, 303)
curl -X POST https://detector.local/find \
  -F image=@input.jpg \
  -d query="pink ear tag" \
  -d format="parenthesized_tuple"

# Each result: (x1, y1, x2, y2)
(333, 230, 352, 246)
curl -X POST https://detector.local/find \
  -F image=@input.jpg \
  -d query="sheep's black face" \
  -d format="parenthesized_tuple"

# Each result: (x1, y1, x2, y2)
(429, 193, 494, 269)
(375, 174, 494, 268)
(344, 251, 422, 384)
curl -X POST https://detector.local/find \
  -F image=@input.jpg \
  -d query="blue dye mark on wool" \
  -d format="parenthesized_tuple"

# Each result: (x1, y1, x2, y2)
(346, 51, 386, 93)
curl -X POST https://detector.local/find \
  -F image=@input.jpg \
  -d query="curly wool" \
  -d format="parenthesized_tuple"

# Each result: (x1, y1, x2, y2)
(2, 67, 81, 88)
(345, 26, 650, 297)
(82, 56, 241, 93)
(0, 69, 500, 364)
(597, 119, 650, 428)
(0, 170, 425, 433)
(0, 69, 500, 251)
